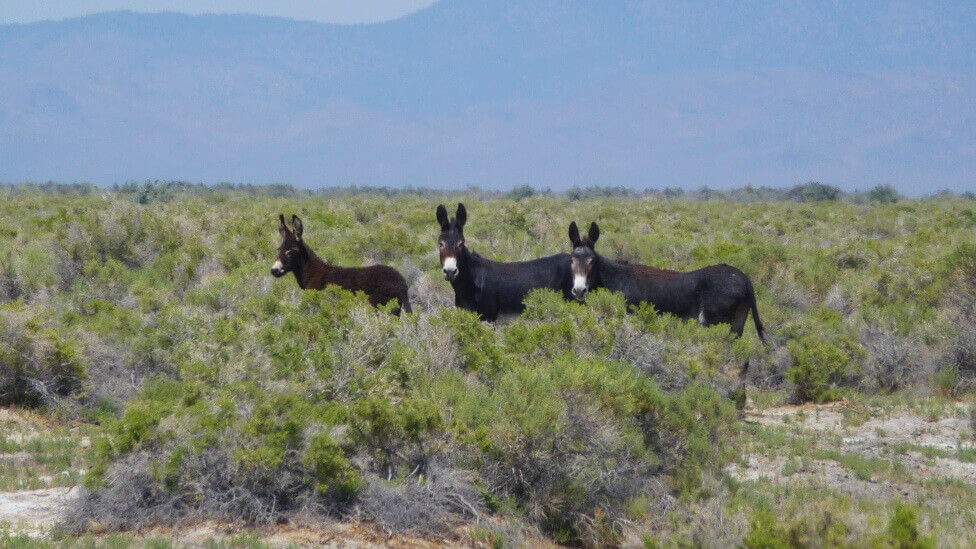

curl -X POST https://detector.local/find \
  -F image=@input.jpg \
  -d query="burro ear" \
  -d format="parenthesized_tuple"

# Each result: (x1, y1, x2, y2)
(436, 204, 449, 229)
(279, 214, 290, 238)
(455, 203, 467, 229)
(291, 215, 304, 240)
(568, 221, 582, 248)
(587, 222, 600, 246)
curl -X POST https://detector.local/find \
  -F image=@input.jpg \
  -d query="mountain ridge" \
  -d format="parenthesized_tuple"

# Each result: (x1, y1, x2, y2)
(1, 1, 974, 191)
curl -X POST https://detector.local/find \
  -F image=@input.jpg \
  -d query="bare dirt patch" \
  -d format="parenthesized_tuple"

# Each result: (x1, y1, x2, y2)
(0, 406, 92, 536)
(0, 487, 79, 537)
(730, 401, 976, 494)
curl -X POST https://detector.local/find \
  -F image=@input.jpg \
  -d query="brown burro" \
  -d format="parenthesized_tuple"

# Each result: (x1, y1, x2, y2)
(271, 214, 411, 315)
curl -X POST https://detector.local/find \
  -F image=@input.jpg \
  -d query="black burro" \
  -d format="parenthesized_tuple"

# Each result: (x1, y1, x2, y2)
(436, 203, 572, 321)
(568, 221, 766, 372)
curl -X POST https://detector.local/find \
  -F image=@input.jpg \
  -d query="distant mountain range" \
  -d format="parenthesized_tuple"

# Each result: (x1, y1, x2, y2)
(1, 0, 974, 192)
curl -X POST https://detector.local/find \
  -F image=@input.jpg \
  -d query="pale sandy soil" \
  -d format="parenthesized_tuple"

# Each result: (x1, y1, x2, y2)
(0, 487, 79, 537)
(728, 401, 976, 498)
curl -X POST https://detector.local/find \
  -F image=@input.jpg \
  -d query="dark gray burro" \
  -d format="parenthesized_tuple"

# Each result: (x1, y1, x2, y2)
(568, 220, 766, 346)
(436, 203, 573, 321)
(271, 214, 411, 315)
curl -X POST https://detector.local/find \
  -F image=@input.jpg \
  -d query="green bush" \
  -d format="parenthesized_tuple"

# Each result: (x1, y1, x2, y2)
(503, 290, 619, 361)
(432, 308, 505, 374)
(0, 317, 86, 408)
(788, 182, 842, 202)
(304, 432, 361, 499)
(780, 308, 864, 402)
(883, 502, 934, 549)
(504, 185, 537, 201)
(786, 336, 850, 402)
(742, 502, 932, 548)
(741, 508, 791, 549)
(866, 184, 901, 204)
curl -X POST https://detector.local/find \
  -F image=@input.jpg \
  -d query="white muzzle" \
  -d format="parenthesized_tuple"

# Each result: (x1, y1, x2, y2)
(442, 256, 458, 280)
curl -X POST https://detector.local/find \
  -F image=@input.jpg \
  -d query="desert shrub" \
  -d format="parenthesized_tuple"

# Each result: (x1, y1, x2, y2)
(787, 181, 842, 202)
(866, 184, 901, 204)
(304, 431, 361, 499)
(504, 185, 537, 201)
(503, 289, 622, 361)
(354, 463, 484, 533)
(347, 394, 442, 477)
(778, 308, 864, 402)
(0, 314, 86, 408)
(930, 365, 961, 398)
(630, 302, 751, 386)
(435, 355, 733, 545)
(76, 333, 148, 406)
(0, 250, 22, 301)
(741, 502, 932, 548)
(609, 319, 687, 390)
(860, 323, 920, 392)
(79, 379, 359, 528)
(944, 316, 976, 379)
(880, 502, 934, 549)
(431, 308, 505, 374)
(740, 508, 791, 548)
(76, 294, 737, 545)
(135, 181, 174, 204)
(402, 265, 453, 312)
(786, 336, 851, 403)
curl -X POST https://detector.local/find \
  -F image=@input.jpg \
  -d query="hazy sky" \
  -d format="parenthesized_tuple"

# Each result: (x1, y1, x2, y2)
(1, 2, 974, 191)
(1, 0, 440, 25)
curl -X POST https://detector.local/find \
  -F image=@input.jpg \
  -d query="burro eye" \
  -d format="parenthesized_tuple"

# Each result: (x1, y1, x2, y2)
(439, 241, 445, 249)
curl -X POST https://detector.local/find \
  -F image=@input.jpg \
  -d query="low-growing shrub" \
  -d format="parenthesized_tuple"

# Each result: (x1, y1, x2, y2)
(861, 323, 919, 392)
(943, 309, 976, 381)
(741, 502, 933, 548)
(431, 307, 505, 374)
(0, 315, 86, 408)
(882, 502, 934, 549)
(355, 464, 484, 533)
(740, 508, 792, 548)
(931, 366, 960, 398)
(786, 336, 850, 403)
(780, 308, 864, 402)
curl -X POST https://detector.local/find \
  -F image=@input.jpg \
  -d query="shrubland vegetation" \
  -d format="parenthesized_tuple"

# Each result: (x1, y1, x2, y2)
(1, 182, 975, 546)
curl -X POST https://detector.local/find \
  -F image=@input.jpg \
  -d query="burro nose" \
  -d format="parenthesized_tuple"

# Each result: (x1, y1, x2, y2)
(442, 257, 458, 279)
(572, 274, 588, 299)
